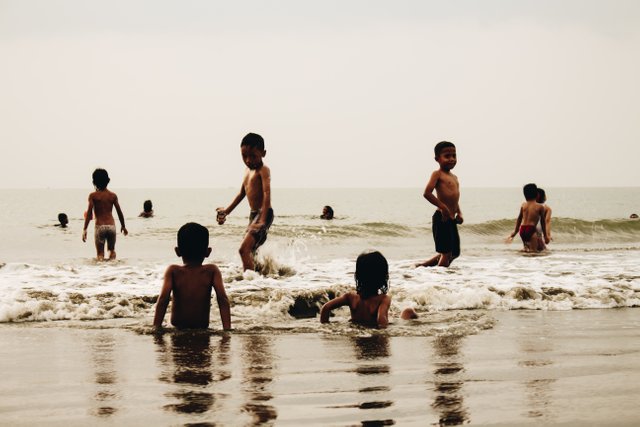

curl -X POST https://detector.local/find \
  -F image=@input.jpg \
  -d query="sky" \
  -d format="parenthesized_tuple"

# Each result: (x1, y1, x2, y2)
(1, 0, 639, 188)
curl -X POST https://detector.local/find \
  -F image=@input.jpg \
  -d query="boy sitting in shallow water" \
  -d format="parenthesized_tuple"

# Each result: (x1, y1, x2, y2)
(153, 222, 231, 330)
(320, 251, 417, 329)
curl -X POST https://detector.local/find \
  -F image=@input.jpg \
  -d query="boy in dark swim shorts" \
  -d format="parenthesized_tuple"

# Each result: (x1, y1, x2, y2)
(417, 141, 463, 268)
(507, 183, 549, 252)
(216, 133, 274, 272)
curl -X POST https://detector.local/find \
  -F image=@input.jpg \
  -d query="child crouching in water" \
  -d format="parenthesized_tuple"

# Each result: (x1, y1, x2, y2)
(320, 251, 417, 329)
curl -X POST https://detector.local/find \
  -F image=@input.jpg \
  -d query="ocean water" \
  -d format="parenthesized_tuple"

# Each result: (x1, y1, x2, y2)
(0, 187, 639, 335)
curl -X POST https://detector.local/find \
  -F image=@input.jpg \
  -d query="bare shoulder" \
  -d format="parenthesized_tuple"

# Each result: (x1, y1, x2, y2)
(203, 263, 221, 275)
(258, 164, 271, 177)
(165, 264, 180, 274)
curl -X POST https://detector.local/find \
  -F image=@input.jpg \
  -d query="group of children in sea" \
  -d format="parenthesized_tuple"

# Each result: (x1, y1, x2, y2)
(71, 134, 551, 332)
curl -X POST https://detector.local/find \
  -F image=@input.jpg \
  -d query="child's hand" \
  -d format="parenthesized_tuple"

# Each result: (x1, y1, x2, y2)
(440, 207, 453, 220)
(82, 229, 87, 242)
(121, 227, 128, 236)
(216, 208, 227, 225)
(504, 234, 514, 244)
(455, 214, 464, 225)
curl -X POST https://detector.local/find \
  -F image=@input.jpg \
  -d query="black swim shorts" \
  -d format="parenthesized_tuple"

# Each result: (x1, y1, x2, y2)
(432, 210, 460, 259)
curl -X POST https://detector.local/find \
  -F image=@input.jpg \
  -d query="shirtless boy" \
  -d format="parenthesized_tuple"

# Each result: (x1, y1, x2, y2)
(82, 168, 128, 260)
(417, 141, 463, 267)
(508, 183, 549, 252)
(216, 133, 273, 272)
(153, 222, 231, 330)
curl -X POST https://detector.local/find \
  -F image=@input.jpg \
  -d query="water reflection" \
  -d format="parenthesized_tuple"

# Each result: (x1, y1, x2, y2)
(431, 334, 468, 426)
(89, 332, 119, 418)
(155, 331, 230, 418)
(352, 334, 395, 427)
(241, 335, 277, 425)
(517, 314, 556, 420)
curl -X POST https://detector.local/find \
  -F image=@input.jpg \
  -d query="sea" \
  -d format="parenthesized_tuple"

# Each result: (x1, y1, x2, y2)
(1, 187, 639, 335)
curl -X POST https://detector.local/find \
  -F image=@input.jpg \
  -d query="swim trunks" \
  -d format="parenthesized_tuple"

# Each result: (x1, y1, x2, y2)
(519, 225, 536, 241)
(95, 224, 117, 249)
(432, 210, 460, 259)
(248, 208, 274, 251)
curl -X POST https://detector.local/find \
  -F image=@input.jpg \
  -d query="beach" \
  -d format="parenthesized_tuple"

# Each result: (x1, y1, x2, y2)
(1, 187, 639, 425)
(1, 309, 639, 426)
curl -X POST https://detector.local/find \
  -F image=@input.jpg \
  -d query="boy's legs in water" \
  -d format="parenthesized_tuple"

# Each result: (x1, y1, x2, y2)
(239, 233, 258, 271)
(107, 234, 116, 260)
(95, 239, 105, 261)
(417, 252, 453, 267)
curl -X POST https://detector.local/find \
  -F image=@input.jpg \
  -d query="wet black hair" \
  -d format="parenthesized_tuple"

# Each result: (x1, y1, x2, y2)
(523, 183, 538, 201)
(92, 168, 110, 190)
(322, 205, 334, 219)
(434, 141, 455, 157)
(57, 213, 68, 224)
(354, 251, 389, 298)
(241, 132, 265, 150)
(177, 222, 209, 260)
(537, 188, 546, 203)
(143, 200, 153, 212)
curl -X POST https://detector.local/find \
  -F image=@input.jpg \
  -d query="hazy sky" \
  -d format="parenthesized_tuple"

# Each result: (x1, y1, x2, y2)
(1, 0, 639, 188)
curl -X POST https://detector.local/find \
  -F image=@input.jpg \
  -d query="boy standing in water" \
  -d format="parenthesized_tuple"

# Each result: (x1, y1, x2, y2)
(82, 168, 128, 260)
(217, 133, 274, 272)
(417, 141, 463, 268)
(508, 183, 549, 252)
(153, 222, 231, 330)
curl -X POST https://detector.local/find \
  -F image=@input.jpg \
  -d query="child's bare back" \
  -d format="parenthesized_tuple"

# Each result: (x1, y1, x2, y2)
(89, 189, 120, 226)
(346, 292, 391, 328)
(163, 263, 221, 329)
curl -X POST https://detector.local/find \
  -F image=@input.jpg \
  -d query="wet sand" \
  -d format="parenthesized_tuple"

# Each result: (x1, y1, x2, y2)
(1, 309, 639, 426)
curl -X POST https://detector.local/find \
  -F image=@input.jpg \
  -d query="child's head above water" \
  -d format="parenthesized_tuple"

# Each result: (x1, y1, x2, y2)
(177, 222, 210, 262)
(143, 200, 153, 213)
(57, 213, 68, 227)
(523, 183, 538, 201)
(92, 168, 110, 190)
(355, 251, 389, 298)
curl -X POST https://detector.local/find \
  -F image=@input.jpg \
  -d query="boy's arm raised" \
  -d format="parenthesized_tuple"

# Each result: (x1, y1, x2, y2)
(114, 196, 128, 235)
(211, 266, 231, 330)
(320, 293, 350, 323)
(153, 266, 175, 328)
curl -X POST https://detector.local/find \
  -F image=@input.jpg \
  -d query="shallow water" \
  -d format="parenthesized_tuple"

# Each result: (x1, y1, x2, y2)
(1, 310, 639, 426)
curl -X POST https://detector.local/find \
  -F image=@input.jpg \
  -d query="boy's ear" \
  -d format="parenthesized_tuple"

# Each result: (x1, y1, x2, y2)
(205, 247, 212, 258)
(175, 247, 181, 257)
(262, 150, 267, 157)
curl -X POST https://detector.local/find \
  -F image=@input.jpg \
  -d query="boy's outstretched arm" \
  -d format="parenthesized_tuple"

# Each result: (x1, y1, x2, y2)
(153, 266, 175, 328)
(423, 171, 451, 219)
(320, 293, 350, 323)
(212, 266, 231, 330)
(376, 295, 391, 329)
(82, 196, 94, 242)
(114, 197, 128, 235)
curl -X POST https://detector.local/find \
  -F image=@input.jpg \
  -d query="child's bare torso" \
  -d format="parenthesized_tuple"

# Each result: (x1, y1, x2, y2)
(521, 201, 544, 226)
(243, 166, 266, 211)
(169, 264, 215, 329)
(349, 293, 388, 327)
(90, 190, 118, 226)
(435, 170, 460, 213)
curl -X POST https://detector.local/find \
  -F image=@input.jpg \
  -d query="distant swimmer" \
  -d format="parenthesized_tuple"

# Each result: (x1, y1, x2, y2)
(507, 183, 549, 252)
(631, 213, 639, 219)
(417, 141, 463, 268)
(82, 168, 128, 261)
(55, 213, 68, 228)
(139, 199, 154, 218)
(320, 205, 334, 220)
